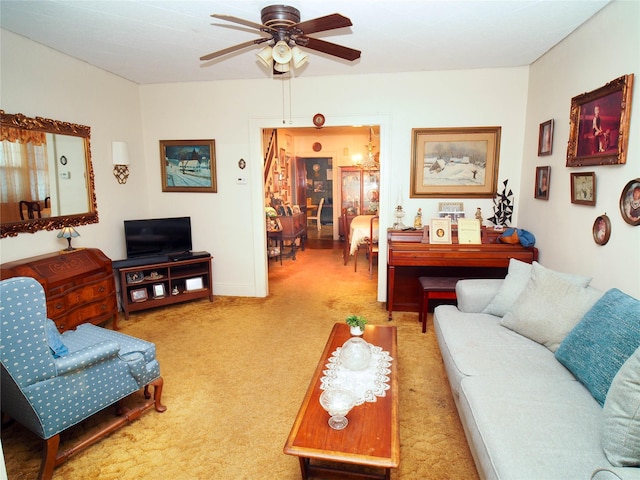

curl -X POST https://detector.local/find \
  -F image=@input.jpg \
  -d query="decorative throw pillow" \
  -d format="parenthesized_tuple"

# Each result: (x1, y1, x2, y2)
(602, 346, 640, 466)
(482, 259, 591, 317)
(555, 288, 640, 406)
(45, 318, 68, 358)
(500, 263, 603, 352)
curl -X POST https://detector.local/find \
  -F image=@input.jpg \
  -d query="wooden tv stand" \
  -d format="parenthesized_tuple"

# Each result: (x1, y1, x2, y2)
(116, 254, 213, 319)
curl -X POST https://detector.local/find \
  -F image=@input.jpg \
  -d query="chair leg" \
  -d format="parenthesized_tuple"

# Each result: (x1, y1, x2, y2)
(38, 435, 60, 480)
(354, 249, 358, 272)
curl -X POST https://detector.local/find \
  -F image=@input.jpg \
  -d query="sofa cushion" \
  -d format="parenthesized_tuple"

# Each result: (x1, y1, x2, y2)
(602, 346, 640, 466)
(433, 305, 575, 399)
(458, 375, 607, 480)
(500, 263, 603, 352)
(482, 259, 591, 317)
(555, 288, 640, 406)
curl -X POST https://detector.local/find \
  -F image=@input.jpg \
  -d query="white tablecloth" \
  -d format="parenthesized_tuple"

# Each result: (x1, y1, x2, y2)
(349, 215, 378, 255)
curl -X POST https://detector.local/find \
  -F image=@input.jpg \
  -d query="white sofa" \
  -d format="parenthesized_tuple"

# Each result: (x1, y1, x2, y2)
(433, 260, 640, 480)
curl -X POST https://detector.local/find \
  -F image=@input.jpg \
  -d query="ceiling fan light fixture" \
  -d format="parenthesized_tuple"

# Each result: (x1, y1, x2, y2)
(256, 46, 273, 68)
(273, 61, 290, 73)
(272, 40, 293, 64)
(291, 46, 308, 68)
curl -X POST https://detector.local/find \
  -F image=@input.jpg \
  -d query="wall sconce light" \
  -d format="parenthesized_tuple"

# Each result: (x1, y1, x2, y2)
(57, 226, 80, 252)
(112, 141, 130, 184)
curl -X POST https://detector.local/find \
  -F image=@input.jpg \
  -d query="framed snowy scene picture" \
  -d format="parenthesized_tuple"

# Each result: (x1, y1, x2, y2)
(410, 127, 501, 198)
(160, 139, 217, 193)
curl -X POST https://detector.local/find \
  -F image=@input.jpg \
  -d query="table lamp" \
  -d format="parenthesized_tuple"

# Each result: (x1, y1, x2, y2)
(57, 226, 80, 251)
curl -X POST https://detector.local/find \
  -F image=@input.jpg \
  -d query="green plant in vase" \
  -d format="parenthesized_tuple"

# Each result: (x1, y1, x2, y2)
(346, 315, 367, 336)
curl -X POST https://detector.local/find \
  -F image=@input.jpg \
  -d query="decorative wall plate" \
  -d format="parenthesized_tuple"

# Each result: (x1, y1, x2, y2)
(313, 113, 325, 128)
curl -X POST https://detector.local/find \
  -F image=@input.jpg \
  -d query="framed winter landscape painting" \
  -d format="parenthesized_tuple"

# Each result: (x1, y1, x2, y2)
(160, 139, 217, 193)
(410, 127, 501, 198)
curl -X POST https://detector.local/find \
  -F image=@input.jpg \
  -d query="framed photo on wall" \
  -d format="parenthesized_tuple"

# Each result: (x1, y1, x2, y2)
(592, 214, 611, 245)
(538, 119, 553, 156)
(619, 178, 640, 226)
(570, 172, 596, 206)
(410, 126, 501, 198)
(534, 166, 551, 200)
(160, 139, 217, 192)
(566, 74, 634, 167)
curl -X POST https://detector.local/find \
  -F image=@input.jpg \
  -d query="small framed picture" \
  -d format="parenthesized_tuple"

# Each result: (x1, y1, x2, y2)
(538, 119, 554, 156)
(185, 277, 204, 291)
(429, 217, 452, 244)
(570, 172, 596, 206)
(535, 166, 551, 200)
(592, 214, 611, 245)
(126, 271, 144, 284)
(619, 178, 640, 226)
(153, 283, 166, 298)
(130, 288, 148, 303)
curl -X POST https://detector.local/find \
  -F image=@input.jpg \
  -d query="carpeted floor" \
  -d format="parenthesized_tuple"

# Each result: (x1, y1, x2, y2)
(1, 247, 479, 480)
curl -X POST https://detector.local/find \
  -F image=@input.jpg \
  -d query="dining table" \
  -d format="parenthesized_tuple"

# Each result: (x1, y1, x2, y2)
(349, 214, 378, 255)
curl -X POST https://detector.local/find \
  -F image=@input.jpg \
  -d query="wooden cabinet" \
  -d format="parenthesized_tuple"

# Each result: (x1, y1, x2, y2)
(116, 255, 213, 319)
(339, 167, 380, 216)
(1, 248, 118, 332)
(339, 167, 379, 239)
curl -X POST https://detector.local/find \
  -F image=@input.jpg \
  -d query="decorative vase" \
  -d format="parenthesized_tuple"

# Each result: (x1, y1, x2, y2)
(340, 337, 372, 371)
(349, 325, 364, 336)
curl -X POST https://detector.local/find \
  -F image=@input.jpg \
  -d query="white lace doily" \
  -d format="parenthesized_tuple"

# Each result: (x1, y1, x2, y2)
(320, 342, 393, 406)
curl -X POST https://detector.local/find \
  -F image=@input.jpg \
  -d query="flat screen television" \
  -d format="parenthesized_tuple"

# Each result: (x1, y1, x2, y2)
(124, 217, 192, 258)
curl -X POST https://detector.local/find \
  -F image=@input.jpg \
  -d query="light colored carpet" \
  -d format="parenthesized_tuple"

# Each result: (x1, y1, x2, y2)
(2, 247, 479, 480)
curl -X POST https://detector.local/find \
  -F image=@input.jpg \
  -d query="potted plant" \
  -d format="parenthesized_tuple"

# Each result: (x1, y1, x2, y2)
(345, 315, 367, 336)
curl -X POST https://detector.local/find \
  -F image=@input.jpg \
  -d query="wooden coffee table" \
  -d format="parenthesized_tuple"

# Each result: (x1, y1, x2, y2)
(284, 323, 399, 480)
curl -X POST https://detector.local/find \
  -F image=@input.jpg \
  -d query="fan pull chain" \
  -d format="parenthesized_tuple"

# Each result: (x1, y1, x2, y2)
(282, 75, 286, 124)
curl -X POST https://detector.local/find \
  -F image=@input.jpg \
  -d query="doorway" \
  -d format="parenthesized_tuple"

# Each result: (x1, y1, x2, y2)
(302, 157, 333, 245)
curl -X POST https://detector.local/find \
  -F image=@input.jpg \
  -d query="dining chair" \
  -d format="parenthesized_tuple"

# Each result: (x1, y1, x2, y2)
(368, 216, 380, 279)
(307, 197, 324, 231)
(19, 200, 42, 220)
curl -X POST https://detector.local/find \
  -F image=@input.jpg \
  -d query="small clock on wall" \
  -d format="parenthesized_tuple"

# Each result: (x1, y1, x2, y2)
(60, 155, 68, 166)
(313, 113, 325, 128)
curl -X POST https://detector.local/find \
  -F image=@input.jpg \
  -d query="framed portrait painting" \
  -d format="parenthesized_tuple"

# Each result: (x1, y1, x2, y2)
(592, 214, 611, 246)
(566, 74, 634, 167)
(570, 172, 596, 206)
(410, 127, 501, 198)
(534, 166, 550, 200)
(538, 119, 554, 156)
(160, 139, 217, 192)
(619, 178, 640, 226)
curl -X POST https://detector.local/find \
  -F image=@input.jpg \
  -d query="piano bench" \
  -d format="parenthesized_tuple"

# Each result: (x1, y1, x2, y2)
(418, 277, 460, 333)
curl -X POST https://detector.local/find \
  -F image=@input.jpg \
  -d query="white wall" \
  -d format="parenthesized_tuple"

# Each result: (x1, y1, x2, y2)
(520, 0, 640, 297)
(138, 67, 529, 299)
(1, 30, 145, 261)
(2, 0, 637, 300)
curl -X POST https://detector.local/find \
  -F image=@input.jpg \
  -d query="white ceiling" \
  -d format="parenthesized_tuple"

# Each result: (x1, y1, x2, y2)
(0, 0, 610, 85)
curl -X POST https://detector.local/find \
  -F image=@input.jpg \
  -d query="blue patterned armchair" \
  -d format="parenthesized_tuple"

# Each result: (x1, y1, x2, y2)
(0, 276, 166, 480)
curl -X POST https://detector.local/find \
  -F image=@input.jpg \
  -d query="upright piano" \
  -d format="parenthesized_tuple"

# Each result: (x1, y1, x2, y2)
(386, 228, 538, 319)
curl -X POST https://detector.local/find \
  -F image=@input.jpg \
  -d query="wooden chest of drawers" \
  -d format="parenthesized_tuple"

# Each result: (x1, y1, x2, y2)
(1, 248, 118, 331)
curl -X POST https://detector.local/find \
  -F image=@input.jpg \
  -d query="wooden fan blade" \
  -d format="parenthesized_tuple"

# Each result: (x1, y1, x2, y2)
(210, 14, 272, 32)
(296, 37, 361, 61)
(200, 38, 269, 61)
(293, 13, 352, 35)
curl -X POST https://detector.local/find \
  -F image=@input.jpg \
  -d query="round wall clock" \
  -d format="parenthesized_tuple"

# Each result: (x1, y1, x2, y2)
(313, 113, 325, 128)
(60, 155, 68, 166)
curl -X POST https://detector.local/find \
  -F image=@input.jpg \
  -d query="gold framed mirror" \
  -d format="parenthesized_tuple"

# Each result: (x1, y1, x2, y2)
(1, 110, 98, 238)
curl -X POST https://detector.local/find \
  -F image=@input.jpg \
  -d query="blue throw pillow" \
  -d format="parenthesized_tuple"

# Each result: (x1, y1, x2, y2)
(45, 319, 69, 358)
(555, 288, 640, 406)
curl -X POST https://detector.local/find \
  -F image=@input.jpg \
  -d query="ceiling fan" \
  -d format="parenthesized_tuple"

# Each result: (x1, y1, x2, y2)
(200, 5, 361, 75)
